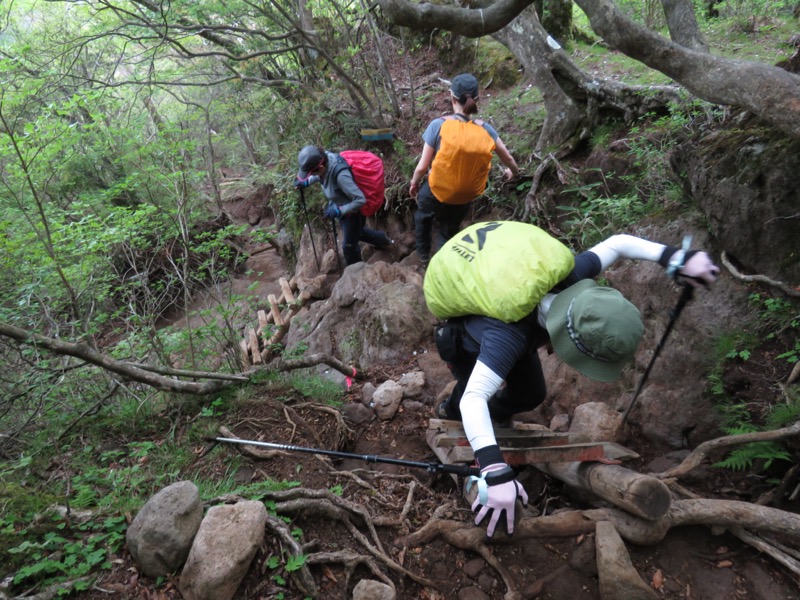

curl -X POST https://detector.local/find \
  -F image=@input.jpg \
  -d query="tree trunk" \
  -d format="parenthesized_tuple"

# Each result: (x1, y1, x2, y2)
(491, 5, 585, 150)
(377, 0, 800, 139)
(660, 0, 709, 52)
(575, 0, 800, 137)
(533, 0, 573, 43)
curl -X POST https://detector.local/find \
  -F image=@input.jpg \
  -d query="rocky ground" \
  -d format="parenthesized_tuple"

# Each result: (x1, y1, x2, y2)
(73, 192, 800, 599)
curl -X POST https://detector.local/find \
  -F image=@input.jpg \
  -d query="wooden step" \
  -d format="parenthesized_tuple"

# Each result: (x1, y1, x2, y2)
(426, 418, 638, 470)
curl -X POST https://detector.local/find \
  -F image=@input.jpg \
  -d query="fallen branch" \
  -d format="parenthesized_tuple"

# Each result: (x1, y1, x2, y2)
(267, 353, 364, 380)
(652, 420, 800, 480)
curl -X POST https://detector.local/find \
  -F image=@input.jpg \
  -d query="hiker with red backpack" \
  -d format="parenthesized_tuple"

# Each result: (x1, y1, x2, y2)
(409, 74, 520, 266)
(296, 145, 393, 266)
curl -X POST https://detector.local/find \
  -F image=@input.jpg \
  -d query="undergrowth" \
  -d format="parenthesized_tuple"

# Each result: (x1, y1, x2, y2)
(709, 292, 800, 475)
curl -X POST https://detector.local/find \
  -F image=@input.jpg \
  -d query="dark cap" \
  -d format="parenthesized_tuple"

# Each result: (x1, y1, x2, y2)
(450, 73, 479, 104)
(297, 145, 326, 180)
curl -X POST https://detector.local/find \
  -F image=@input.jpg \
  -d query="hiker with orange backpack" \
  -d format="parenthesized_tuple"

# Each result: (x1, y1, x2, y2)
(409, 74, 520, 266)
(296, 145, 393, 266)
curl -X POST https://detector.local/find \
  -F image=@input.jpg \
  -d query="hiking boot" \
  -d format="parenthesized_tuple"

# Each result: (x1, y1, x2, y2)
(434, 399, 459, 421)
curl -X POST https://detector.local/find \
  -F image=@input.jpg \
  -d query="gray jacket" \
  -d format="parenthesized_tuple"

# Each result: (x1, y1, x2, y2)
(319, 151, 365, 216)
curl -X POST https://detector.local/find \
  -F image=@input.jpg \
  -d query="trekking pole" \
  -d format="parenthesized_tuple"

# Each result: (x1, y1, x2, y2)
(208, 437, 480, 477)
(330, 218, 344, 274)
(621, 283, 694, 424)
(298, 187, 320, 271)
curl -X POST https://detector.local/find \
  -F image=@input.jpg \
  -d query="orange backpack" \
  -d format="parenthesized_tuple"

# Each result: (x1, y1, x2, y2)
(428, 115, 496, 205)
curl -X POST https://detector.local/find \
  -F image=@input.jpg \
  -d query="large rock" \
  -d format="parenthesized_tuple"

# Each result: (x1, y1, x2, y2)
(126, 481, 203, 577)
(671, 126, 800, 282)
(178, 500, 267, 600)
(285, 261, 435, 369)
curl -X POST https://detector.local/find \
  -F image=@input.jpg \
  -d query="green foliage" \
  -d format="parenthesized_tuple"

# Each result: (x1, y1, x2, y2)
(707, 289, 799, 474)
(285, 372, 345, 407)
(714, 440, 793, 471)
(7, 514, 127, 594)
(557, 184, 649, 248)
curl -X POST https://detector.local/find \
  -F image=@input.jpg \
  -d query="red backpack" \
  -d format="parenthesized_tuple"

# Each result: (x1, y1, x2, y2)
(337, 150, 385, 217)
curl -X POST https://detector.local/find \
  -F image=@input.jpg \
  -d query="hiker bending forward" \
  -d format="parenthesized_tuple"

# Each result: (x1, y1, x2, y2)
(424, 221, 720, 538)
(409, 74, 519, 266)
(296, 145, 392, 266)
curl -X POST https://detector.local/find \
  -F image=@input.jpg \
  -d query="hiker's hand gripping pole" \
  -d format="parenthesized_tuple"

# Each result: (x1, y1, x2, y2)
(209, 437, 481, 477)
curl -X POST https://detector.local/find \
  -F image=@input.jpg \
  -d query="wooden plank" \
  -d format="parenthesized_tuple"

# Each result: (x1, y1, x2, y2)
(248, 328, 262, 364)
(446, 443, 612, 465)
(268, 294, 284, 327)
(425, 428, 460, 486)
(257, 310, 269, 335)
(279, 277, 295, 303)
(432, 430, 571, 448)
(239, 339, 250, 370)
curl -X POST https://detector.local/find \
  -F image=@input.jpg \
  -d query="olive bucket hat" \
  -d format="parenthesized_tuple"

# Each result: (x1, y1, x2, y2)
(545, 279, 644, 382)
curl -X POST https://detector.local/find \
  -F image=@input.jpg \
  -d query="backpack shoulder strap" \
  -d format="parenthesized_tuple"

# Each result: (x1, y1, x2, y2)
(330, 154, 351, 178)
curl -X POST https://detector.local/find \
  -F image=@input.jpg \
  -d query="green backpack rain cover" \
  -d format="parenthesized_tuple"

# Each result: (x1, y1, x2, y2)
(423, 221, 575, 323)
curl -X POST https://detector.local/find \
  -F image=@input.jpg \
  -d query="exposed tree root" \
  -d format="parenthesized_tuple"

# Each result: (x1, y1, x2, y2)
(721, 250, 800, 298)
(399, 497, 800, 593)
(652, 420, 800, 480)
(266, 488, 442, 589)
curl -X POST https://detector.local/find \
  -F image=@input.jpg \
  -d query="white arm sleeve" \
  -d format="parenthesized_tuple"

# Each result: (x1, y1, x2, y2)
(588, 234, 665, 271)
(460, 360, 505, 452)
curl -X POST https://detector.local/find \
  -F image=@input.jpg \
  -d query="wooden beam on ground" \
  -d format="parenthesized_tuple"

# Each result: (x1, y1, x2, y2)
(268, 294, 284, 327)
(257, 310, 269, 336)
(239, 339, 250, 370)
(279, 277, 295, 303)
(536, 461, 671, 521)
(247, 328, 262, 364)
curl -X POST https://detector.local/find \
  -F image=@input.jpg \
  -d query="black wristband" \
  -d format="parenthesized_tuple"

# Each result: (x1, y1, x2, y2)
(474, 445, 504, 469)
(483, 465, 517, 486)
(658, 246, 680, 268)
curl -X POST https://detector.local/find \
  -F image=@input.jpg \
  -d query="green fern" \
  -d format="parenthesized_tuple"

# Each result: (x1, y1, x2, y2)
(766, 401, 800, 429)
(714, 441, 793, 471)
(70, 485, 97, 509)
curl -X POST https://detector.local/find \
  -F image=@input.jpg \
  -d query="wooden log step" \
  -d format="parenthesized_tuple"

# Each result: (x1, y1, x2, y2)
(279, 277, 295, 303)
(441, 442, 633, 465)
(428, 417, 570, 447)
(536, 461, 671, 520)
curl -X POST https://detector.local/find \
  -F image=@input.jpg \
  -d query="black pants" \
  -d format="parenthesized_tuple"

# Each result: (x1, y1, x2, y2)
(338, 212, 391, 266)
(414, 181, 471, 261)
(438, 322, 548, 421)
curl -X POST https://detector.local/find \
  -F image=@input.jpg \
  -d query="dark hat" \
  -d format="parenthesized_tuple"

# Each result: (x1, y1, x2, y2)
(545, 279, 644, 382)
(297, 145, 326, 180)
(450, 73, 479, 104)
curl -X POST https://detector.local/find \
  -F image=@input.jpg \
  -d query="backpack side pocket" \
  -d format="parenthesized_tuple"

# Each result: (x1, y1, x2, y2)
(434, 321, 462, 363)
